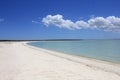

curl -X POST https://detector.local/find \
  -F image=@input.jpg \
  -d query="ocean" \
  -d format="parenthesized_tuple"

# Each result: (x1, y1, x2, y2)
(28, 40, 120, 64)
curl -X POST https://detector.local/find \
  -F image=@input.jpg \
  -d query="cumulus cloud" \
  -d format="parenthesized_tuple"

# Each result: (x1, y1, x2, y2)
(42, 14, 120, 32)
(42, 14, 80, 30)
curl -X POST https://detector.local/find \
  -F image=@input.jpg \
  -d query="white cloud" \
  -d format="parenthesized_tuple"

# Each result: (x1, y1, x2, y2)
(0, 18, 4, 22)
(42, 14, 120, 32)
(88, 16, 120, 32)
(42, 14, 80, 30)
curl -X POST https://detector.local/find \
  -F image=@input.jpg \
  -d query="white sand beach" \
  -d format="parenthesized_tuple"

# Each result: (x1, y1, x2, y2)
(0, 42, 120, 80)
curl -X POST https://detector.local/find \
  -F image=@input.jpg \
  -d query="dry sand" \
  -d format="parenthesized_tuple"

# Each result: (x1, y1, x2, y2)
(0, 42, 120, 80)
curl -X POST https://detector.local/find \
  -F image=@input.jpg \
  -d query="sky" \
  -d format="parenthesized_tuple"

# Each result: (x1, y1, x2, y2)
(0, 0, 120, 40)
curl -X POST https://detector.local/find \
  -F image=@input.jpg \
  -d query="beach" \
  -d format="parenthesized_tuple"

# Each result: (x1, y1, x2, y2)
(0, 42, 120, 80)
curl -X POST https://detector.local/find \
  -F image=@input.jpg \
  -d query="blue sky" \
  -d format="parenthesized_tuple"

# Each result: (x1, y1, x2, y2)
(0, 0, 120, 40)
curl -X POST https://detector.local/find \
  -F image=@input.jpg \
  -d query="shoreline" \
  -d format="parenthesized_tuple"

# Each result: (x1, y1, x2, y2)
(0, 41, 120, 80)
(25, 42, 120, 76)
(26, 41, 120, 66)
(27, 41, 120, 65)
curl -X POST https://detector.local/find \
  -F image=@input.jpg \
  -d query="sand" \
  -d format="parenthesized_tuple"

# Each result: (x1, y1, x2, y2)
(0, 42, 120, 80)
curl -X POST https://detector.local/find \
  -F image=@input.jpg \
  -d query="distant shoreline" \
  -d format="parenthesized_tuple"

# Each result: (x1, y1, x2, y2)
(1, 39, 120, 42)
(0, 39, 82, 42)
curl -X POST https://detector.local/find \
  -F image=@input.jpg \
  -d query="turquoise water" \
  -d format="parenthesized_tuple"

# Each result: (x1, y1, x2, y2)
(28, 40, 120, 64)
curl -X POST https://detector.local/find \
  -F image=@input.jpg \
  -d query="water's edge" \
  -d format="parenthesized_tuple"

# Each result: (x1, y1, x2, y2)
(26, 42, 120, 76)
(27, 40, 120, 64)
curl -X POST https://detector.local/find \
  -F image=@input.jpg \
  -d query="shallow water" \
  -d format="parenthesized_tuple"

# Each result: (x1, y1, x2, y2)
(28, 40, 120, 64)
